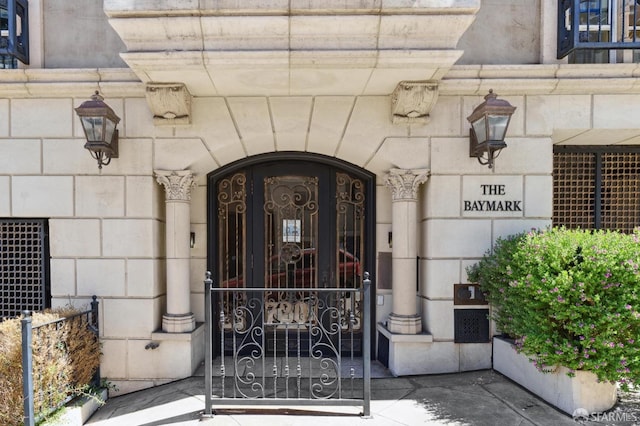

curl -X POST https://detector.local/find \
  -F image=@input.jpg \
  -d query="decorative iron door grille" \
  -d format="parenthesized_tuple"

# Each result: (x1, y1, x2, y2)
(553, 146, 640, 231)
(0, 219, 50, 319)
(263, 175, 320, 335)
(215, 163, 366, 355)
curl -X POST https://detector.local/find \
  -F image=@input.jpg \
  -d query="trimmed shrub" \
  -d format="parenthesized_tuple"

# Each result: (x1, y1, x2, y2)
(0, 308, 100, 426)
(467, 227, 640, 389)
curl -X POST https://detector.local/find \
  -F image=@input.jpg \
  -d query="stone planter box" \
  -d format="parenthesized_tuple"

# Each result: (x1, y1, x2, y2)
(493, 336, 617, 416)
(42, 388, 107, 426)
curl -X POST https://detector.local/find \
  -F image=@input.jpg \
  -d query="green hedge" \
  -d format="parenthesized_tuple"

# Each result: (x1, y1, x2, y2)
(0, 308, 100, 425)
(468, 227, 640, 389)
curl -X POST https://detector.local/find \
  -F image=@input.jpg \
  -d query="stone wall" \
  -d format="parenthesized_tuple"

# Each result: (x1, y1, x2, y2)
(2, 63, 640, 390)
(457, 0, 541, 65)
(37, 0, 127, 68)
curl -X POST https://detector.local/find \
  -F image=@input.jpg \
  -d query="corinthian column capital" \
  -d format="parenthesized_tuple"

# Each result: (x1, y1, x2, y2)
(155, 170, 196, 201)
(384, 168, 430, 201)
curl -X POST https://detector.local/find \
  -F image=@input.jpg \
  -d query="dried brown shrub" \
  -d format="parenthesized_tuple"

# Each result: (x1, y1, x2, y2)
(0, 308, 100, 426)
(0, 317, 24, 426)
(53, 307, 101, 388)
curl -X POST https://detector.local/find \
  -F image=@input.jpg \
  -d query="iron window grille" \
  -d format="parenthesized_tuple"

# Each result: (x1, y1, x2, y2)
(454, 309, 490, 343)
(0, 0, 28, 68)
(0, 219, 50, 319)
(558, 0, 640, 61)
(553, 146, 640, 232)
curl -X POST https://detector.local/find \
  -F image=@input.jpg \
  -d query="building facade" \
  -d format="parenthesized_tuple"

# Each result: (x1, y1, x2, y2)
(1, 0, 639, 395)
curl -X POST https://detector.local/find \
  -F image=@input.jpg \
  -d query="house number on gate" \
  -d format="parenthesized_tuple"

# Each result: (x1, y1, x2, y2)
(464, 184, 523, 212)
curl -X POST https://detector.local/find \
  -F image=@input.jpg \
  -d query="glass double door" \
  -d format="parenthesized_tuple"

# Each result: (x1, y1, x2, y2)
(215, 160, 366, 354)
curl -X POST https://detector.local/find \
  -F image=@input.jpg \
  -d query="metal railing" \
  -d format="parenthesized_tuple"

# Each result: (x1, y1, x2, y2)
(559, 0, 640, 58)
(21, 296, 100, 426)
(204, 272, 371, 417)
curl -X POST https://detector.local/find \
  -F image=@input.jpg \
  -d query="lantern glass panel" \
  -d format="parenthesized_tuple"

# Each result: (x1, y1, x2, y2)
(81, 116, 105, 142)
(104, 118, 116, 146)
(472, 117, 487, 144)
(488, 115, 510, 141)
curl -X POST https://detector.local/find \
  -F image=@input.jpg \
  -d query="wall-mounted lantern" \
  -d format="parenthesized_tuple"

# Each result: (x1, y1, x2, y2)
(467, 90, 516, 169)
(75, 91, 121, 169)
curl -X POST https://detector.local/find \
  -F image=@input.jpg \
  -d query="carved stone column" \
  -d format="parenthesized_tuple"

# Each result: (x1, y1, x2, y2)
(155, 170, 196, 333)
(384, 168, 430, 334)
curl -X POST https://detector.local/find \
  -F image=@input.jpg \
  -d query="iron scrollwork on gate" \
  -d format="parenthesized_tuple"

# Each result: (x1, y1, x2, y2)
(204, 272, 372, 416)
(217, 172, 247, 331)
(218, 289, 346, 399)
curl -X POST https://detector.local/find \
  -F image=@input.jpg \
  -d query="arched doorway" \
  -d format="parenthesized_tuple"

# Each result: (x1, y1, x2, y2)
(207, 153, 376, 356)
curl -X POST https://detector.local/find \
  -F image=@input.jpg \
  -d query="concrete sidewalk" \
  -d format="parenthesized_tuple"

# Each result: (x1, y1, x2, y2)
(86, 368, 640, 425)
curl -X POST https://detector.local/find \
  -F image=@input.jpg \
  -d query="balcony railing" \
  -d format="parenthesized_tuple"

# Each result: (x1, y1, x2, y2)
(558, 0, 640, 59)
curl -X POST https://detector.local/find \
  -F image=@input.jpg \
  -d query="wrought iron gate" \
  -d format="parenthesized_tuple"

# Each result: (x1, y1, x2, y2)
(204, 271, 371, 417)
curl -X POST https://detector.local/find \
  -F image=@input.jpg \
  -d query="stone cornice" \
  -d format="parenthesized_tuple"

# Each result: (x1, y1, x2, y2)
(104, 3, 479, 95)
(1, 64, 640, 98)
(103, 0, 482, 18)
(0, 68, 144, 98)
(439, 64, 640, 95)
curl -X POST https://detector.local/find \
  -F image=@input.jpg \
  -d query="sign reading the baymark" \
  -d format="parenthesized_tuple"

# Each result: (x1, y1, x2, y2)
(462, 176, 524, 217)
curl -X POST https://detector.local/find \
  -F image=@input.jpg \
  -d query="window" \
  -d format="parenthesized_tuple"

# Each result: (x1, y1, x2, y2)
(558, 0, 640, 62)
(0, 0, 28, 69)
(553, 146, 640, 231)
(0, 219, 50, 319)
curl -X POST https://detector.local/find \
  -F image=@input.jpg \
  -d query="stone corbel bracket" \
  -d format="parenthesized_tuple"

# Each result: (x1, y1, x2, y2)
(145, 82, 192, 126)
(391, 80, 439, 125)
